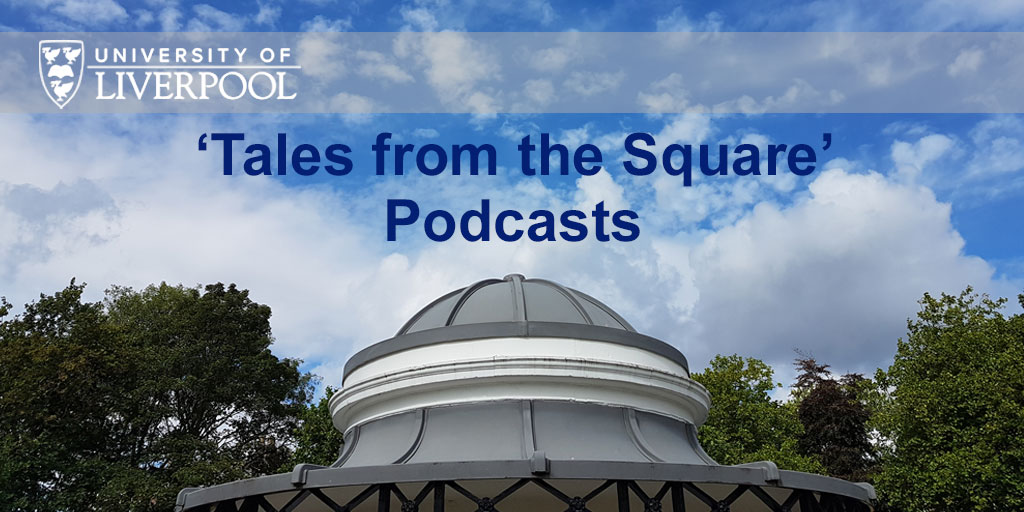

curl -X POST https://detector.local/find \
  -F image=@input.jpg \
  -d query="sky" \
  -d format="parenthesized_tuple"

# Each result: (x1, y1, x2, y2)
(1, 0, 1023, 394)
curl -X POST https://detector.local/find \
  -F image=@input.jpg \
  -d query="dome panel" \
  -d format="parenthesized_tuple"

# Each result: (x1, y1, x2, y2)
(576, 292, 632, 330)
(396, 274, 636, 336)
(450, 280, 516, 326)
(522, 281, 587, 324)
(401, 290, 461, 334)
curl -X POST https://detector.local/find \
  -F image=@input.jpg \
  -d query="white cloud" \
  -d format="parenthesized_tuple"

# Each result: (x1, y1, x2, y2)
(297, 33, 346, 80)
(682, 169, 1007, 372)
(965, 117, 1024, 179)
(637, 73, 700, 113)
(914, 0, 1024, 30)
(157, 6, 182, 31)
(187, 4, 247, 31)
(300, 15, 353, 32)
(711, 79, 845, 115)
(891, 133, 955, 182)
(563, 70, 625, 97)
(530, 46, 574, 72)
(948, 47, 984, 77)
(656, 7, 723, 32)
(412, 128, 440, 138)
(0, 113, 1016, 389)
(253, 1, 281, 27)
(399, 6, 440, 31)
(355, 50, 414, 84)
(328, 92, 377, 114)
(52, 0, 128, 27)
(394, 31, 501, 110)
(133, 9, 154, 29)
(522, 78, 555, 107)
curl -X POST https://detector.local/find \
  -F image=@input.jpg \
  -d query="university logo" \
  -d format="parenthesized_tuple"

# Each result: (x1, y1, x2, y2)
(39, 40, 84, 109)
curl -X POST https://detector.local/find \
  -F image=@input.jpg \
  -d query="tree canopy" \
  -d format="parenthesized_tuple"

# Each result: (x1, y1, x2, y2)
(4, 280, 1023, 512)
(290, 386, 345, 467)
(691, 354, 823, 472)
(0, 281, 314, 512)
(872, 288, 1024, 512)
(793, 357, 874, 482)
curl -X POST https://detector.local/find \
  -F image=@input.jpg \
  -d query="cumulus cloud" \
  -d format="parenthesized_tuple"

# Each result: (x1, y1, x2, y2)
(0, 113, 1016, 389)
(682, 169, 1007, 372)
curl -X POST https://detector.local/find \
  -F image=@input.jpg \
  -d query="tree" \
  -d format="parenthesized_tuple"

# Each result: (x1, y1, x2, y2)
(692, 354, 823, 472)
(873, 287, 1024, 512)
(793, 357, 874, 482)
(0, 281, 125, 510)
(0, 281, 314, 512)
(290, 387, 345, 468)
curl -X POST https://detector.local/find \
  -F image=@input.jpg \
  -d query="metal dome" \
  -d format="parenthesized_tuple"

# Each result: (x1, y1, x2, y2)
(343, 274, 689, 379)
(398, 273, 636, 334)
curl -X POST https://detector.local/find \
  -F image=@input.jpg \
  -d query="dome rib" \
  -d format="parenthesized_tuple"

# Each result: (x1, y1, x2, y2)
(397, 273, 636, 335)
(509, 273, 527, 323)
(445, 277, 506, 327)
(529, 278, 594, 325)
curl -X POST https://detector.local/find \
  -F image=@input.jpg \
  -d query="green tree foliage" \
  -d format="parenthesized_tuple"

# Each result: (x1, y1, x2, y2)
(793, 357, 874, 482)
(873, 288, 1024, 512)
(289, 387, 345, 468)
(0, 281, 314, 512)
(692, 354, 823, 472)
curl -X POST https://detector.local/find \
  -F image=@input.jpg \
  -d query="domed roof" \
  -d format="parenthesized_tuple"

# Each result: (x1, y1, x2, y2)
(397, 273, 635, 335)
(343, 273, 688, 378)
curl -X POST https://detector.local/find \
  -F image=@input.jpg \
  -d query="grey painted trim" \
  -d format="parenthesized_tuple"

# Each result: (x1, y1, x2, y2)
(520, 400, 537, 459)
(392, 409, 426, 464)
(684, 423, 719, 466)
(623, 408, 664, 463)
(732, 461, 781, 483)
(343, 321, 689, 380)
(331, 425, 358, 467)
(176, 459, 875, 510)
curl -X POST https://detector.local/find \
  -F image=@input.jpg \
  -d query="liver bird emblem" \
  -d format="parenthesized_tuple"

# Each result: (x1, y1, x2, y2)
(38, 40, 84, 109)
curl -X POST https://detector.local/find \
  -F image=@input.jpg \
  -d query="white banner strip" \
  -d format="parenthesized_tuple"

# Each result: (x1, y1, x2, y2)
(1, 32, 1021, 113)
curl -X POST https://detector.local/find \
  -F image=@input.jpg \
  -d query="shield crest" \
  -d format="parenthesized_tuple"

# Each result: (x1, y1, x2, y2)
(38, 40, 84, 109)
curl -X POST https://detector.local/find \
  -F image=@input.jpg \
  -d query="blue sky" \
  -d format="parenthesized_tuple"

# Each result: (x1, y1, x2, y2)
(4, 0, 1024, 32)
(1, 0, 1023, 391)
